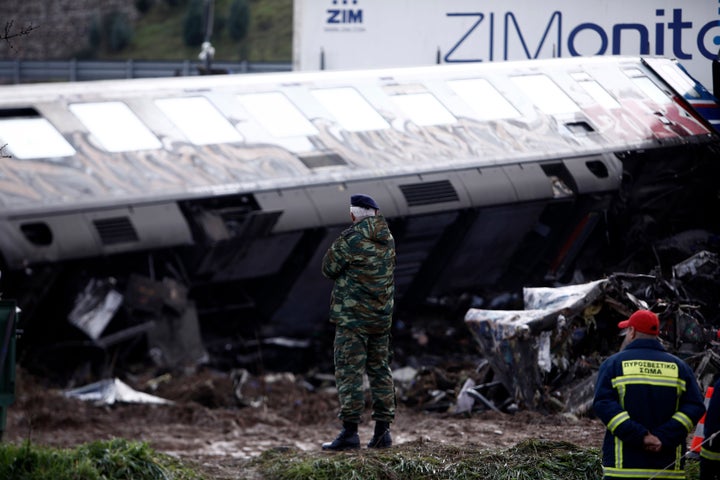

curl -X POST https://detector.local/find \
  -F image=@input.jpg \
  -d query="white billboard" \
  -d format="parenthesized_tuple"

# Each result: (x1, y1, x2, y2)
(293, 0, 720, 91)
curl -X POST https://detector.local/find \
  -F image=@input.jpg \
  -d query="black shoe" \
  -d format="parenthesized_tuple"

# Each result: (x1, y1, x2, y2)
(322, 428, 360, 451)
(367, 430, 392, 449)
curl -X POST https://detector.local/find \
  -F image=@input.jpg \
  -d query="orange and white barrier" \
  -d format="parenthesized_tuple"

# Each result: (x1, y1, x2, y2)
(690, 385, 714, 453)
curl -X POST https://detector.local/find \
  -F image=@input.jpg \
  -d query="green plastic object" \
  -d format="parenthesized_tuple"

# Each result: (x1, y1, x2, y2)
(0, 300, 17, 441)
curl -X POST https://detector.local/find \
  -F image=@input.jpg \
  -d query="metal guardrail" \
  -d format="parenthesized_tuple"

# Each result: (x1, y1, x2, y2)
(0, 59, 292, 84)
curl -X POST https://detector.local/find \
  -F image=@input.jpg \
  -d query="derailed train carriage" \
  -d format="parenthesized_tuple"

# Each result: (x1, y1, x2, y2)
(0, 56, 718, 376)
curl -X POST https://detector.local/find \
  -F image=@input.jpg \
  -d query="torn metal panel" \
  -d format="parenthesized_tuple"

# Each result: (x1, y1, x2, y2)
(523, 280, 607, 313)
(456, 378, 503, 414)
(464, 250, 720, 413)
(464, 280, 610, 411)
(230, 368, 264, 408)
(162, 277, 189, 315)
(673, 250, 718, 279)
(64, 378, 173, 406)
(67, 278, 123, 340)
(95, 322, 155, 349)
(146, 301, 208, 368)
(558, 373, 598, 417)
(125, 274, 186, 315)
(671, 251, 720, 321)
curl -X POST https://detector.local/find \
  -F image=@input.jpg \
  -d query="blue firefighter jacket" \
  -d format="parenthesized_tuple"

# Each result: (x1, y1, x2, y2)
(593, 338, 706, 479)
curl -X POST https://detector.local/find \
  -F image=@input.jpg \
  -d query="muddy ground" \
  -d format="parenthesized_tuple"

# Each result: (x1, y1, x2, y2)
(3, 366, 607, 479)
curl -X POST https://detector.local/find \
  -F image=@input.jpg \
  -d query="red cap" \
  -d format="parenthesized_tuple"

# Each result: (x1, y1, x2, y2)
(618, 310, 659, 335)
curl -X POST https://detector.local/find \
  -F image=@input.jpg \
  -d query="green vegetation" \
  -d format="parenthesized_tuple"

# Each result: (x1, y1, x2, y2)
(183, 0, 207, 47)
(251, 439, 607, 480)
(87, 11, 134, 54)
(0, 439, 204, 480)
(0, 437, 703, 479)
(228, 0, 251, 42)
(99, 0, 292, 62)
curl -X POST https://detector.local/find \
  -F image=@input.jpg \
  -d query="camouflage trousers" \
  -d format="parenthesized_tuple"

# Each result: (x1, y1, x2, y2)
(333, 325, 396, 424)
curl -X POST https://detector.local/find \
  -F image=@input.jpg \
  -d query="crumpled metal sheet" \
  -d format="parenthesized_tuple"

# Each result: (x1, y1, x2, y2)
(462, 253, 720, 414)
(673, 250, 718, 279)
(523, 279, 608, 313)
(464, 279, 607, 411)
(64, 378, 173, 406)
(67, 278, 123, 341)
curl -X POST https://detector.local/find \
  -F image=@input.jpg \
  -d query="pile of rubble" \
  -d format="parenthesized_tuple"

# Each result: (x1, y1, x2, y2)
(456, 250, 720, 415)
(13, 243, 720, 420)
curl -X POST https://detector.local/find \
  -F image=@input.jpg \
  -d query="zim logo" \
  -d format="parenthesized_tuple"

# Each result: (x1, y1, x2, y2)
(327, 0, 363, 24)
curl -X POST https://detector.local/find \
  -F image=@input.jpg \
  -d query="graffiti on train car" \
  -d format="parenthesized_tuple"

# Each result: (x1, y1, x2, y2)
(0, 77, 710, 211)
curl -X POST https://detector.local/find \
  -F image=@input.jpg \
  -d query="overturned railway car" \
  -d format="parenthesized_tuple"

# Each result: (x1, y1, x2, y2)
(0, 56, 719, 374)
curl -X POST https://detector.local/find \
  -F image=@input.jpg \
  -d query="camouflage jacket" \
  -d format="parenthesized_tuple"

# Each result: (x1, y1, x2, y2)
(321, 215, 395, 334)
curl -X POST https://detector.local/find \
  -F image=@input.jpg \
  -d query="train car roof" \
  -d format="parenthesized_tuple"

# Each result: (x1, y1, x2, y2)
(0, 55, 716, 216)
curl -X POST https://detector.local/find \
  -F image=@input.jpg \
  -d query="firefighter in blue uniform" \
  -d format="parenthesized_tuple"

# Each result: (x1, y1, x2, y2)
(593, 309, 705, 480)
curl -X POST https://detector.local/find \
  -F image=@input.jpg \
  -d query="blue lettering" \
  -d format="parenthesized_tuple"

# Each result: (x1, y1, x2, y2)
(444, 13, 487, 63)
(612, 24, 650, 55)
(347, 9, 362, 23)
(655, 9, 665, 55)
(568, 23, 608, 56)
(504, 11, 561, 60)
(327, 10, 341, 24)
(326, 9, 362, 24)
(443, 7, 708, 65)
(697, 20, 720, 59)
(668, 8, 692, 60)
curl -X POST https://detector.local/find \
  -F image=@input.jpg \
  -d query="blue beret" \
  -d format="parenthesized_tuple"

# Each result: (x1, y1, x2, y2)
(351, 194, 380, 210)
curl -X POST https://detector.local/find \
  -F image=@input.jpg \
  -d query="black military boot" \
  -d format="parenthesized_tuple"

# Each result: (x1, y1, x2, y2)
(367, 421, 392, 448)
(322, 422, 360, 451)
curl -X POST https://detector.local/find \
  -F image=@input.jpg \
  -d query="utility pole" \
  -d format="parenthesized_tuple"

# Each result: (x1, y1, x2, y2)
(198, 0, 215, 73)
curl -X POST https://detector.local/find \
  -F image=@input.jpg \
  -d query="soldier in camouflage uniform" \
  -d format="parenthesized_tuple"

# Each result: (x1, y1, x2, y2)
(320, 193, 396, 451)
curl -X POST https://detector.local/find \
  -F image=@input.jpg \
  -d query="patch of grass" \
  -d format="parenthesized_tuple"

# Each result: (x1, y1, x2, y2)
(103, 0, 292, 62)
(0, 437, 701, 479)
(251, 439, 606, 480)
(0, 438, 205, 480)
(250, 439, 705, 480)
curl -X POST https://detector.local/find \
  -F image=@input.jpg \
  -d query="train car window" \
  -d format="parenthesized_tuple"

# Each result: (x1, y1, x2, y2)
(0, 117, 75, 159)
(643, 59, 700, 99)
(447, 78, 519, 121)
(632, 77, 671, 105)
(571, 72, 620, 109)
(0, 107, 38, 118)
(155, 97, 243, 145)
(623, 69, 670, 105)
(390, 93, 456, 126)
(511, 74, 580, 115)
(69, 102, 161, 152)
(298, 152, 347, 169)
(310, 87, 389, 132)
(236, 92, 317, 137)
